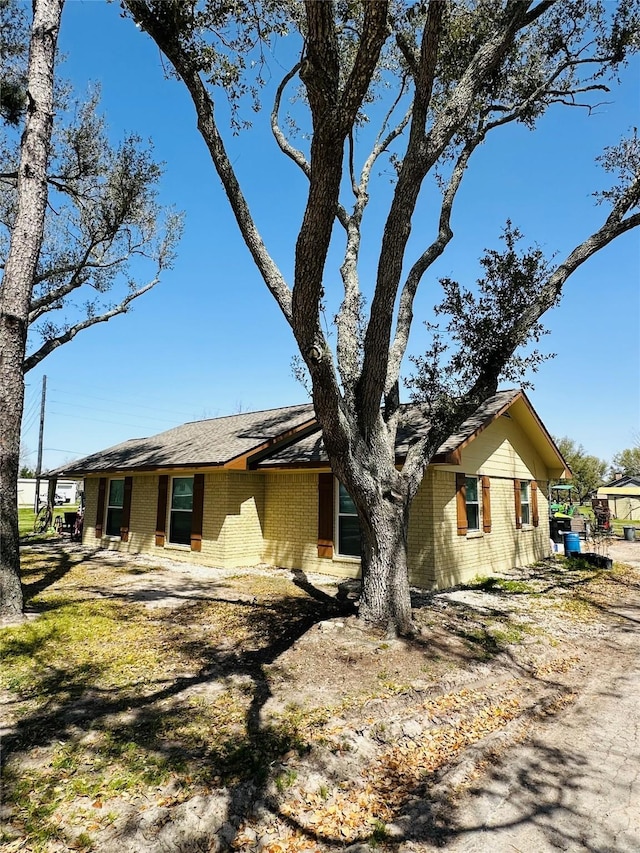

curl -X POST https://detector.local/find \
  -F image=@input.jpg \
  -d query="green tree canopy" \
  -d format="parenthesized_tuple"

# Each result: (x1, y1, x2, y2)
(610, 445, 640, 478)
(554, 437, 608, 503)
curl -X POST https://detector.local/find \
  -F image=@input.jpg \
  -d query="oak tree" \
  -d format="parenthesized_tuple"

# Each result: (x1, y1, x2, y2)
(611, 444, 640, 478)
(125, 0, 639, 633)
(554, 437, 608, 503)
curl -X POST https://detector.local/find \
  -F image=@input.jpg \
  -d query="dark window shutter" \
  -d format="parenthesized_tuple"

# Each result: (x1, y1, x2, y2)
(95, 478, 107, 538)
(531, 480, 539, 527)
(456, 473, 468, 536)
(120, 476, 133, 542)
(482, 475, 492, 533)
(156, 475, 168, 547)
(318, 472, 334, 558)
(190, 473, 205, 552)
(514, 479, 522, 529)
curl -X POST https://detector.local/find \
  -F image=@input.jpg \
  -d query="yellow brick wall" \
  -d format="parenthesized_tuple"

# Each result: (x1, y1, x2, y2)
(215, 472, 265, 567)
(127, 475, 158, 553)
(83, 471, 264, 569)
(262, 472, 362, 579)
(81, 409, 553, 588)
(409, 470, 551, 590)
(83, 477, 98, 542)
(407, 471, 436, 586)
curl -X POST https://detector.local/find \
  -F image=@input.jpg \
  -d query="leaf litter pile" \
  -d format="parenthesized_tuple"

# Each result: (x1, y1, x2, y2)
(1, 541, 638, 852)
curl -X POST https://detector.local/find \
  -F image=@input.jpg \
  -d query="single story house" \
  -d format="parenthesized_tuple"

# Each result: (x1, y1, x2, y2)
(597, 475, 640, 521)
(55, 389, 570, 589)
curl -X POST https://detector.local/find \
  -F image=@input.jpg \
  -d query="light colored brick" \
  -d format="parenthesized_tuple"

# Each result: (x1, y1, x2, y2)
(81, 412, 554, 586)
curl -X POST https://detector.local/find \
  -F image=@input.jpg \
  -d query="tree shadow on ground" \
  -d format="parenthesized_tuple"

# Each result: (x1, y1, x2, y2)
(396, 739, 617, 852)
(0, 573, 357, 850)
(3, 553, 636, 852)
(21, 547, 96, 601)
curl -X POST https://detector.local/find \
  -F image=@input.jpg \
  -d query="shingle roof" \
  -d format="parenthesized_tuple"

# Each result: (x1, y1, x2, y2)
(603, 475, 640, 489)
(257, 390, 521, 466)
(54, 404, 316, 475)
(54, 389, 551, 478)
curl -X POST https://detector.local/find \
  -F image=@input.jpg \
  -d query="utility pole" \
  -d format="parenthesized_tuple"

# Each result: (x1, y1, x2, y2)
(33, 374, 47, 513)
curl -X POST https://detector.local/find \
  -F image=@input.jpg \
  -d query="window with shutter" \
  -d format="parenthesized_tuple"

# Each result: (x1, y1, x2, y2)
(120, 477, 133, 541)
(531, 480, 539, 527)
(191, 473, 204, 552)
(514, 479, 523, 529)
(95, 477, 107, 538)
(105, 479, 124, 537)
(336, 481, 361, 557)
(156, 475, 168, 546)
(169, 477, 194, 546)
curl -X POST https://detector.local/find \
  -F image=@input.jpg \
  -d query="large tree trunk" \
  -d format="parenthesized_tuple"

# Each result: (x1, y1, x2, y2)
(0, 0, 63, 620)
(328, 419, 421, 637)
(357, 492, 413, 636)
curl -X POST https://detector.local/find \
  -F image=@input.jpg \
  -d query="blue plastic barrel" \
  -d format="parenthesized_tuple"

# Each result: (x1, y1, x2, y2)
(563, 532, 581, 555)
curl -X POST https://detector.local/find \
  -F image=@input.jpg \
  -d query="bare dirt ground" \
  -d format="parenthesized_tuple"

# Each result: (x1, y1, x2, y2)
(1, 539, 639, 852)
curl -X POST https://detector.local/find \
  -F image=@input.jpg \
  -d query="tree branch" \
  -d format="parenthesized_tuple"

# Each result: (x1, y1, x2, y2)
(386, 137, 477, 395)
(126, 0, 293, 324)
(469, 177, 640, 400)
(356, 0, 555, 435)
(293, 1, 387, 361)
(24, 276, 160, 373)
(270, 62, 309, 179)
(338, 1, 390, 134)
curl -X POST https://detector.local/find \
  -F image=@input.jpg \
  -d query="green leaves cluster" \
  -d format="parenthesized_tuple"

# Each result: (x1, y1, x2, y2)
(611, 445, 640, 478)
(554, 436, 608, 502)
(407, 223, 555, 406)
(0, 0, 183, 372)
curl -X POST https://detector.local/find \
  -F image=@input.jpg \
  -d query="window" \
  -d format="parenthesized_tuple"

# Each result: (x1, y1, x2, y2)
(105, 479, 124, 537)
(457, 473, 491, 535)
(169, 476, 194, 545)
(465, 476, 480, 531)
(336, 481, 361, 557)
(521, 481, 530, 525)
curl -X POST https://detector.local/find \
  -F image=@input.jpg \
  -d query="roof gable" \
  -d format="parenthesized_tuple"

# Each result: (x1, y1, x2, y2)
(602, 475, 640, 489)
(256, 390, 569, 478)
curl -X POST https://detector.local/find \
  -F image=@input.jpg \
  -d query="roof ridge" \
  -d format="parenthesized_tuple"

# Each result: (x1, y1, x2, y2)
(182, 401, 314, 426)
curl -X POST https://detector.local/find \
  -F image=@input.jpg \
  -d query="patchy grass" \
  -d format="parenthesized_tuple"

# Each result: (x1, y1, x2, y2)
(464, 575, 538, 595)
(611, 518, 640, 537)
(2, 545, 638, 852)
(552, 597, 600, 620)
(1, 550, 344, 851)
(455, 618, 529, 660)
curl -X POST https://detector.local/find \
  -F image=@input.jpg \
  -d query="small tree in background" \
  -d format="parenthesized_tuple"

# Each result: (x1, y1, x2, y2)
(553, 437, 608, 504)
(610, 443, 640, 478)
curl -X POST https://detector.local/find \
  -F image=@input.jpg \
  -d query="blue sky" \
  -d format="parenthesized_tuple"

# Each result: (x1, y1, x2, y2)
(19, 0, 639, 473)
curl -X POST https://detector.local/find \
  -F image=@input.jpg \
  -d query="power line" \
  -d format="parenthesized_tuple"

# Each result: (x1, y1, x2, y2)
(47, 397, 181, 425)
(50, 386, 197, 419)
(47, 410, 173, 432)
(21, 406, 41, 436)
